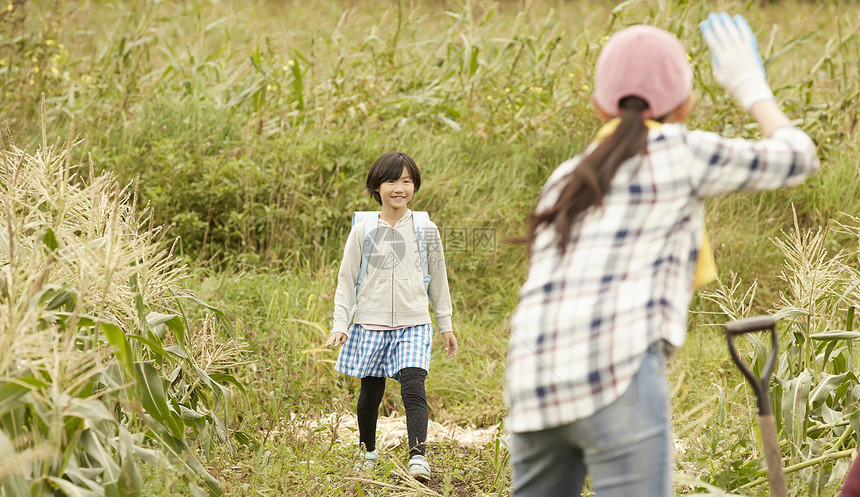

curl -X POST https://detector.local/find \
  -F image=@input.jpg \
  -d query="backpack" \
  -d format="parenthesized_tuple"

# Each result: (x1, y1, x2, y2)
(349, 211, 432, 323)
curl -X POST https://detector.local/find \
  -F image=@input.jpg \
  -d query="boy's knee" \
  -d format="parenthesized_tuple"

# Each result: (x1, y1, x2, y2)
(399, 367, 428, 398)
(358, 376, 386, 409)
(399, 367, 427, 385)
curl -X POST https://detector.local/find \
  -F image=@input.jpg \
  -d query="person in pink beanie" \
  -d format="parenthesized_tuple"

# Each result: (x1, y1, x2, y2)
(505, 14, 819, 496)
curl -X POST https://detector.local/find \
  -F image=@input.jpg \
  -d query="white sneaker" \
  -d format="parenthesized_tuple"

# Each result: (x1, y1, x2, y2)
(355, 450, 378, 471)
(408, 455, 431, 482)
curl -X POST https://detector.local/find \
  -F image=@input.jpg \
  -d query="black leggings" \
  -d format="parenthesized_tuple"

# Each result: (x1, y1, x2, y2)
(357, 367, 428, 457)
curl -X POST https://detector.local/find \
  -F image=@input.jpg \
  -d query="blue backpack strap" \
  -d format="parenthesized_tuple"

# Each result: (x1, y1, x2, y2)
(351, 211, 379, 323)
(412, 211, 431, 293)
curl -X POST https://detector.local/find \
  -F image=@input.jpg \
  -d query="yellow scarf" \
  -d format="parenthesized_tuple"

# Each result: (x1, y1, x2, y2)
(593, 118, 716, 288)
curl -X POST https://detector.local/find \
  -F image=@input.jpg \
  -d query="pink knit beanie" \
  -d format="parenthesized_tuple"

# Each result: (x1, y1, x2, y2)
(593, 25, 693, 120)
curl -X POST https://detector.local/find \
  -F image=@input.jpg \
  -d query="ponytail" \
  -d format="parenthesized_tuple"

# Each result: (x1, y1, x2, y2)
(526, 96, 650, 253)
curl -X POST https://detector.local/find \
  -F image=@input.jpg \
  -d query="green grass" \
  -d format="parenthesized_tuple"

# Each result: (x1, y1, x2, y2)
(4, 0, 860, 495)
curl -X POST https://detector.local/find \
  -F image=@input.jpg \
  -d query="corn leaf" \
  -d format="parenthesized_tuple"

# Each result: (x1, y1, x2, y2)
(38, 227, 59, 251)
(64, 464, 106, 493)
(163, 345, 188, 359)
(101, 323, 135, 381)
(781, 370, 811, 454)
(179, 405, 206, 420)
(181, 293, 236, 340)
(68, 399, 116, 428)
(44, 287, 76, 311)
(810, 373, 847, 408)
(811, 330, 860, 341)
(0, 230, 9, 256)
(146, 311, 187, 345)
(116, 454, 142, 497)
(1, 475, 29, 497)
(135, 361, 184, 439)
(79, 429, 121, 482)
(145, 419, 223, 495)
(49, 476, 101, 497)
(209, 372, 246, 395)
(59, 429, 84, 482)
(0, 381, 31, 417)
(47, 312, 98, 327)
(128, 273, 149, 333)
(848, 306, 856, 331)
(115, 425, 142, 497)
(128, 334, 181, 363)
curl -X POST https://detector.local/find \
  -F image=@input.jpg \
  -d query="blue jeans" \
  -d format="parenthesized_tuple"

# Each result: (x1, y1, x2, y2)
(510, 342, 672, 497)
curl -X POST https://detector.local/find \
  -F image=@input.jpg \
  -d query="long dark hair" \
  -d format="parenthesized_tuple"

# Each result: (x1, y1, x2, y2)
(526, 96, 651, 253)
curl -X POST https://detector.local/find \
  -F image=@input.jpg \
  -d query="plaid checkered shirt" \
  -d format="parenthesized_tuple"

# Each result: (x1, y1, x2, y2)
(505, 124, 819, 433)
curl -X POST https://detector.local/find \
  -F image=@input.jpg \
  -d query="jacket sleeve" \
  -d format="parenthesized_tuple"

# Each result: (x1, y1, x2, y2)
(331, 223, 364, 334)
(683, 126, 819, 197)
(426, 222, 454, 333)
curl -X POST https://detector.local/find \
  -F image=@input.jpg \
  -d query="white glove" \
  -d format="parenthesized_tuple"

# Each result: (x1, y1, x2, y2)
(700, 13, 774, 109)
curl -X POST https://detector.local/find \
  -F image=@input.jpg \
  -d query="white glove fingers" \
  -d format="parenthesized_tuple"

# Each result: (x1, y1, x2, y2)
(700, 12, 774, 109)
(733, 15, 759, 53)
(719, 12, 746, 46)
(732, 14, 766, 74)
(699, 22, 723, 72)
(706, 13, 732, 47)
(700, 22, 718, 50)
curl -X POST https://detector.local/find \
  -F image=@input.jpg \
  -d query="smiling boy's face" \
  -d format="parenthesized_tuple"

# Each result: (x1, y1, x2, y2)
(375, 166, 414, 211)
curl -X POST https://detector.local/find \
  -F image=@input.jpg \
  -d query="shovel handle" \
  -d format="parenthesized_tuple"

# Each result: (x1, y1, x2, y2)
(725, 316, 787, 497)
(725, 315, 776, 336)
(725, 315, 778, 416)
(758, 414, 789, 497)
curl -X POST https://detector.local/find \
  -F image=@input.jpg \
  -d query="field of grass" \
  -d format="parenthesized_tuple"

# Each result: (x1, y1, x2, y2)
(2, 0, 860, 495)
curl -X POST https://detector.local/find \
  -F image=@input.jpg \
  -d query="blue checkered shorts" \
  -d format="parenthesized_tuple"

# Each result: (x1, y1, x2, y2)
(335, 324, 433, 380)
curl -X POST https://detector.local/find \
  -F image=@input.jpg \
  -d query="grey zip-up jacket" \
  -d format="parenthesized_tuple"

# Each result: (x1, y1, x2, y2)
(332, 210, 454, 335)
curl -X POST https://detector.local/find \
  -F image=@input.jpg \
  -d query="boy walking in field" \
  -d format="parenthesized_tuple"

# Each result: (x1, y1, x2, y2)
(326, 152, 458, 482)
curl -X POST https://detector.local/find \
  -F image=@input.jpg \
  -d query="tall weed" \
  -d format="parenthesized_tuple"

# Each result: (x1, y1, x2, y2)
(0, 118, 244, 495)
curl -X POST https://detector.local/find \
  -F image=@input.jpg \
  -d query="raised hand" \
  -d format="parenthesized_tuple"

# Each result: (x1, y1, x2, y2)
(700, 13, 774, 109)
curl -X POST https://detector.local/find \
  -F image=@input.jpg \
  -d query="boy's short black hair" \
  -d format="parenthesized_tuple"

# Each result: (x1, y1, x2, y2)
(365, 152, 422, 205)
